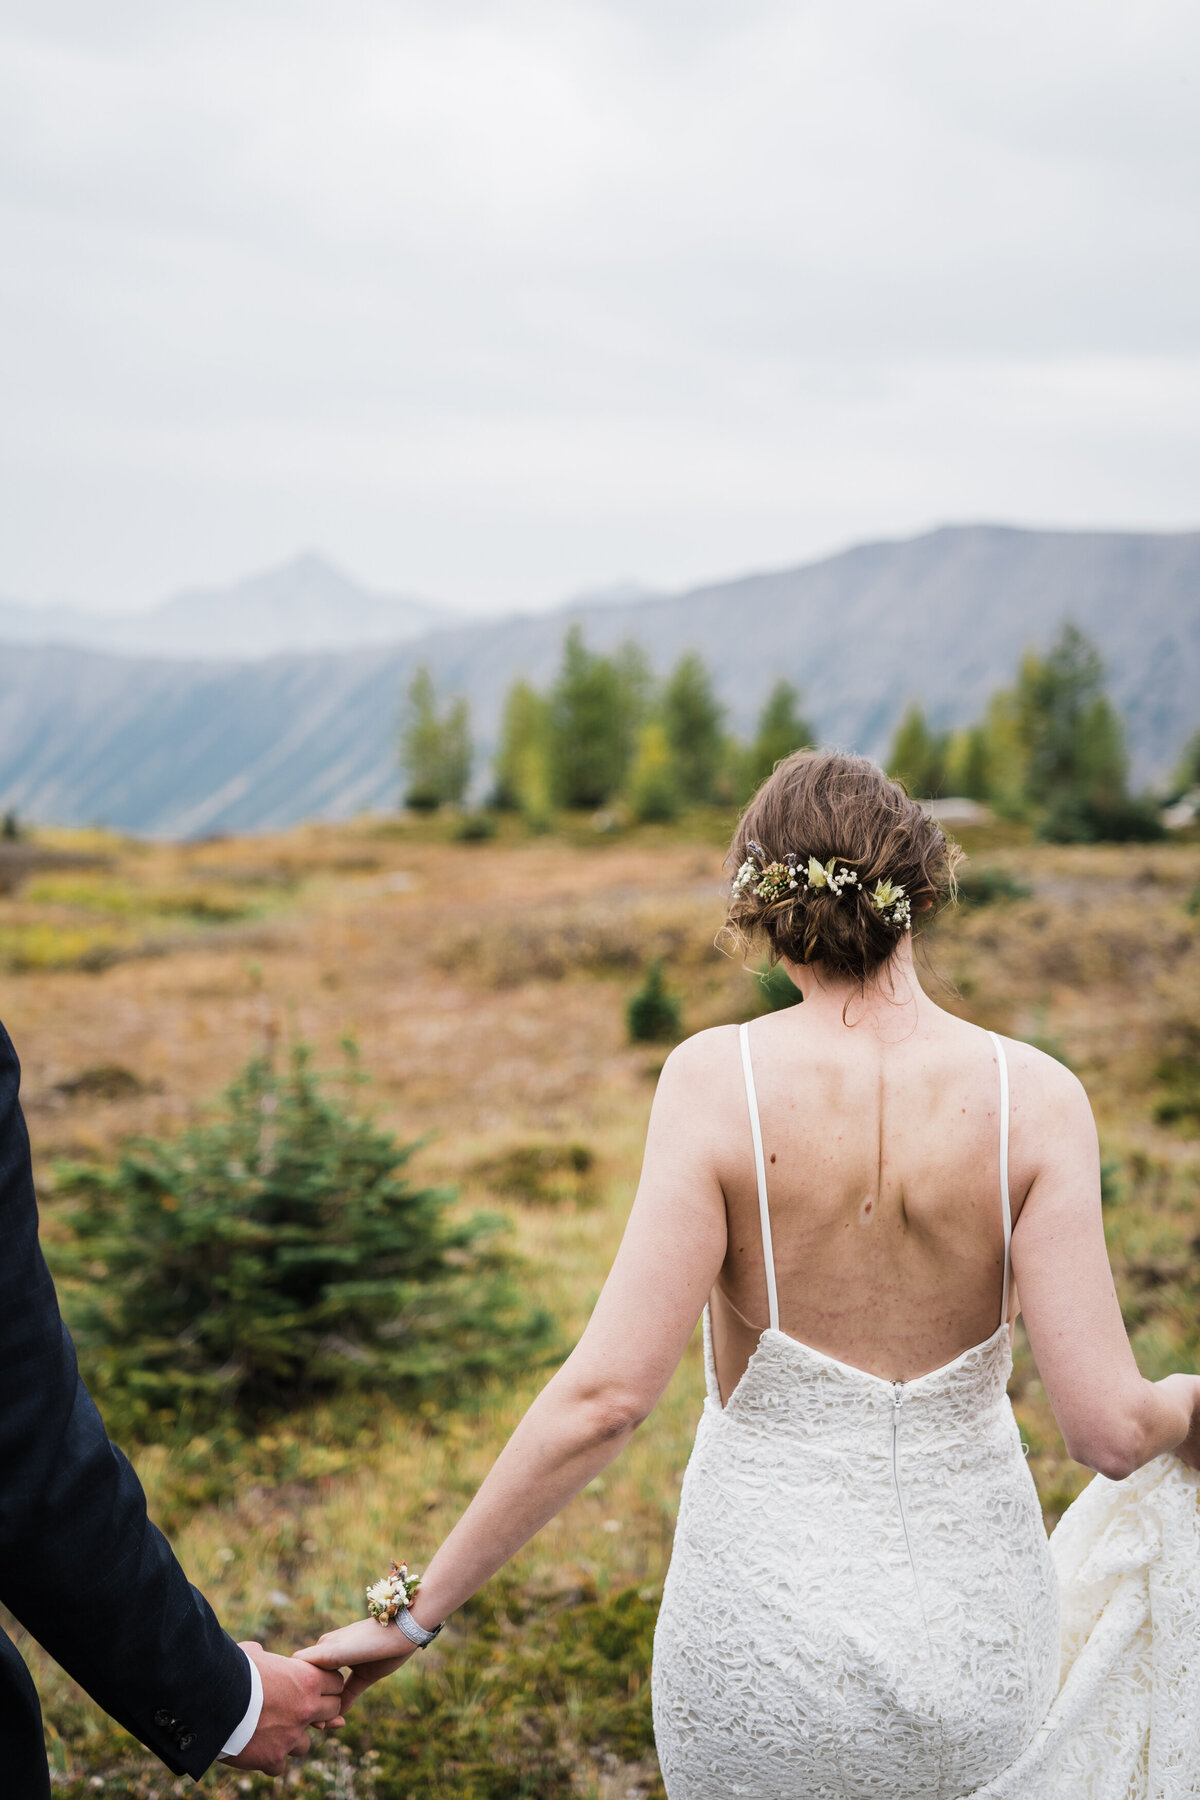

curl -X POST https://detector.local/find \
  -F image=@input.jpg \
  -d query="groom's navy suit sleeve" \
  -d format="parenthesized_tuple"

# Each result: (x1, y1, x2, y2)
(0, 1019, 251, 1778)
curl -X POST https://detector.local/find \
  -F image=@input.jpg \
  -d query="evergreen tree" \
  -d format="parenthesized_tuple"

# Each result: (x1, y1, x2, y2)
(628, 720, 681, 822)
(493, 678, 552, 819)
(978, 688, 1030, 817)
(887, 703, 949, 798)
(612, 640, 655, 778)
(440, 697, 473, 806)
(626, 960, 682, 1043)
(1171, 727, 1200, 797)
(663, 652, 724, 802)
(1014, 624, 1158, 841)
(56, 1047, 556, 1434)
(1016, 626, 1125, 809)
(549, 626, 626, 809)
(400, 666, 443, 810)
(743, 680, 816, 795)
(944, 724, 992, 801)
(399, 666, 473, 809)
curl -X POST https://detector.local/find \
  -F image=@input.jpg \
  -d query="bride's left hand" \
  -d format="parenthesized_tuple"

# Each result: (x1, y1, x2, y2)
(293, 1619, 419, 1710)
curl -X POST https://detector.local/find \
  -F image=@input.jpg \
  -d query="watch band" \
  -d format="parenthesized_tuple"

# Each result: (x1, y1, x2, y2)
(395, 1606, 443, 1648)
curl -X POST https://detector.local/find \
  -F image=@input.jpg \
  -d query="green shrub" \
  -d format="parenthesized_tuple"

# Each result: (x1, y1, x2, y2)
(753, 961, 801, 1011)
(53, 1063, 146, 1102)
(55, 1047, 557, 1437)
(1039, 792, 1165, 844)
(626, 960, 682, 1044)
(1154, 1021, 1200, 1129)
(477, 1141, 597, 1206)
(955, 865, 1033, 908)
(455, 811, 498, 842)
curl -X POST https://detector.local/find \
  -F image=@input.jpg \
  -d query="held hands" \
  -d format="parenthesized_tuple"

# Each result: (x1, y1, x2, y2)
(226, 1606, 424, 1779)
(294, 1617, 419, 1711)
(1166, 1373, 1200, 1471)
(222, 1642, 346, 1777)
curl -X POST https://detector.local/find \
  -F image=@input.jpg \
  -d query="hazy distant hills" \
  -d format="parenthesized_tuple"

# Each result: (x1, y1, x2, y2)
(0, 552, 454, 660)
(0, 525, 1196, 837)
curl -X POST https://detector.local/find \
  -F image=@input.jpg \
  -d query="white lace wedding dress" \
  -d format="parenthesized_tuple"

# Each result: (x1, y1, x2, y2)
(651, 1026, 1200, 1800)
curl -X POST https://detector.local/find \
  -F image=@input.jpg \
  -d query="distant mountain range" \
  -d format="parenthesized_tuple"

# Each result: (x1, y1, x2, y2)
(0, 553, 454, 660)
(0, 524, 1196, 837)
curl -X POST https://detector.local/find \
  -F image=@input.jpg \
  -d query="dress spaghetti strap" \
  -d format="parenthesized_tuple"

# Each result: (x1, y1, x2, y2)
(984, 1029, 1013, 1330)
(738, 1022, 780, 1333)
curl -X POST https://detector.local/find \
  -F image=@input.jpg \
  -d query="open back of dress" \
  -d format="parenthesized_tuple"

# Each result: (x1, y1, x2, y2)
(651, 1024, 1060, 1800)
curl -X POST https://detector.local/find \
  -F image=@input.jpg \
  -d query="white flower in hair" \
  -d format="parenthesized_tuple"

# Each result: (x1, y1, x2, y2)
(733, 843, 802, 903)
(869, 877, 911, 930)
(804, 856, 861, 897)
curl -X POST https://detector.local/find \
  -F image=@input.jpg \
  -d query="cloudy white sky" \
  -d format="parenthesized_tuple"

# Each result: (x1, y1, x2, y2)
(2, 0, 1198, 615)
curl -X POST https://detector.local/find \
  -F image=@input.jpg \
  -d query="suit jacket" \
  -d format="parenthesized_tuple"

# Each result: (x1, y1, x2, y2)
(0, 1020, 250, 1794)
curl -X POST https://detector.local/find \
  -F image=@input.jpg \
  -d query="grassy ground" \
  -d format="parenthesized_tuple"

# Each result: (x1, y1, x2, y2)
(2, 813, 1199, 1796)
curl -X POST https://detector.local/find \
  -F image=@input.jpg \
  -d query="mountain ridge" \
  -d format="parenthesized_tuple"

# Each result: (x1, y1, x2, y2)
(0, 552, 456, 661)
(1, 524, 1196, 837)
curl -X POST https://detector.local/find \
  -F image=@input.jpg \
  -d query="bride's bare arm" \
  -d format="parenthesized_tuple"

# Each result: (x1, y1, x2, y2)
(295, 1028, 732, 1697)
(1008, 1042, 1200, 1480)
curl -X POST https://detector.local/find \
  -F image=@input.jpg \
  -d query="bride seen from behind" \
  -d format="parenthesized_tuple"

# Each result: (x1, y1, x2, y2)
(298, 750, 1200, 1799)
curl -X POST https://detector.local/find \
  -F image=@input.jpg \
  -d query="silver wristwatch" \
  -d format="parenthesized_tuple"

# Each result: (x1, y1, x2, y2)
(395, 1606, 443, 1648)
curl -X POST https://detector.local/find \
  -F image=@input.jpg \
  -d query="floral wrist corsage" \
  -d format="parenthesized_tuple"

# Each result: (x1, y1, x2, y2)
(366, 1560, 422, 1627)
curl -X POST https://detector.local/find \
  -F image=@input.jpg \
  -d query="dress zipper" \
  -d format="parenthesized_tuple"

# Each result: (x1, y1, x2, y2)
(891, 1382, 932, 1644)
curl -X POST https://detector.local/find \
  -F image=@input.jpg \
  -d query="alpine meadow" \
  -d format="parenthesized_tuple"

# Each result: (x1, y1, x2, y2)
(2, 768, 1199, 1794)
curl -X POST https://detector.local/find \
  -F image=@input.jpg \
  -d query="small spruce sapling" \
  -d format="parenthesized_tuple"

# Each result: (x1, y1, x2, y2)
(54, 1045, 557, 1437)
(626, 959, 682, 1044)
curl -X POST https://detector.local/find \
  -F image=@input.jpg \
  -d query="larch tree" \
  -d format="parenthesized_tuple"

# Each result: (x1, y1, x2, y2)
(399, 665, 473, 810)
(743, 680, 816, 796)
(663, 652, 725, 803)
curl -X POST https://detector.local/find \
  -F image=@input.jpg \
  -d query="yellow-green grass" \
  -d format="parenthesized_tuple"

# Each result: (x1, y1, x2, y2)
(0, 815, 1197, 1795)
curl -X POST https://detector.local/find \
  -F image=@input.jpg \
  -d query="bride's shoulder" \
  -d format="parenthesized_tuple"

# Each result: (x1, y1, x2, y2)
(988, 1029, 1094, 1132)
(646, 1027, 747, 1144)
(655, 1024, 741, 1094)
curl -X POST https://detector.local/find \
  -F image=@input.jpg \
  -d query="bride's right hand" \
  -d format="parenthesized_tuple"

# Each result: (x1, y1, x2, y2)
(1159, 1374, 1200, 1471)
(293, 1618, 419, 1710)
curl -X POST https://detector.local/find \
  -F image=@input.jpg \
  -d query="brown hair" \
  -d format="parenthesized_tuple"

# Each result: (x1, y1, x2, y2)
(723, 750, 958, 984)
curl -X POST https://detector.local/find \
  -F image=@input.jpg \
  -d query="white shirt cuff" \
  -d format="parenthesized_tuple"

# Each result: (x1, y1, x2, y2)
(220, 1651, 264, 1758)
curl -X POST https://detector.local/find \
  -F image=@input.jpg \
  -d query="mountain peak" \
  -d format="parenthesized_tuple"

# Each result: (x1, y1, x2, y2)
(0, 555, 457, 661)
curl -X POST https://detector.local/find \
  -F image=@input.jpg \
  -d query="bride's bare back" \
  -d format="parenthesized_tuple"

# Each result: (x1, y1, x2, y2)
(709, 996, 1025, 1399)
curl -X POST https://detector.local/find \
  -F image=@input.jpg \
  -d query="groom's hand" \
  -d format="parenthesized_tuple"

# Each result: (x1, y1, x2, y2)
(294, 1617, 418, 1709)
(222, 1642, 346, 1776)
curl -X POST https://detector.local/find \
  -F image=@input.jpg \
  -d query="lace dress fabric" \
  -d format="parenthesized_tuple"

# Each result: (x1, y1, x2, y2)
(651, 1026, 1200, 1799)
(972, 1452, 1200, 1800)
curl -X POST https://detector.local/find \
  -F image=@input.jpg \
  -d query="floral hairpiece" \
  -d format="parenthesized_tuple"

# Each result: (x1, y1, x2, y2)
(866, 877, 911, 931)
(731, 841, 911, 931)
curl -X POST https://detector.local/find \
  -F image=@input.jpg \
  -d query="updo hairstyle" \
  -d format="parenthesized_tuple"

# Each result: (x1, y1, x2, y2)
(724, 750, 958, 984)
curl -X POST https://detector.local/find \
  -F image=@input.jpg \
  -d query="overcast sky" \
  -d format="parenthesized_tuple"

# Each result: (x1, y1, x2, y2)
(2, 0, 1198, 616)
